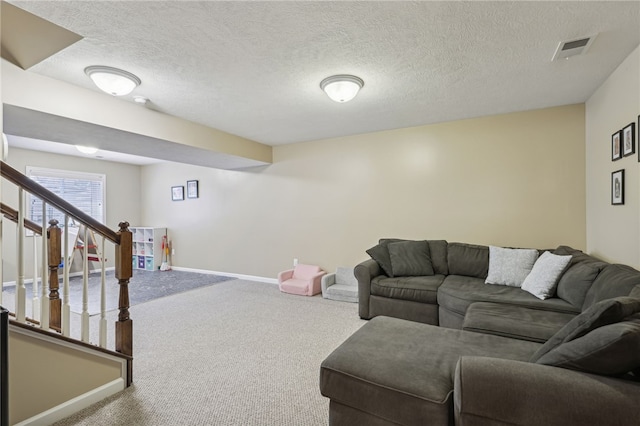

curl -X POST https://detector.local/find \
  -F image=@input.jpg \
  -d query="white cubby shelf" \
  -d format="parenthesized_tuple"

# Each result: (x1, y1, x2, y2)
(130, 227, 167, 271)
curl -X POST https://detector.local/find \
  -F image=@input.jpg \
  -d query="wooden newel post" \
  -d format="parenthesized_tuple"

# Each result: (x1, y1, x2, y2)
(47, 219, 62, 329)
(115, 222, 133, 366)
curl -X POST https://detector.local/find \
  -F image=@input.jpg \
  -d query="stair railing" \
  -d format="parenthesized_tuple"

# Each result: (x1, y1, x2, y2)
(0, 161, 133, 383)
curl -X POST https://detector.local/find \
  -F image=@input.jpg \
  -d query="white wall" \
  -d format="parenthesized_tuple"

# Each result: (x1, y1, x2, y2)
(586, 45, 640, 267)
(1, 148, 142, 281)
(142, 104, 586, 279)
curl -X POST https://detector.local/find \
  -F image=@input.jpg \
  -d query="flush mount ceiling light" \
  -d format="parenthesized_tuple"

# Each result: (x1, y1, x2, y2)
(320, 75, 364, 103)
(75, 145, 98, 154)
(84, 65, 141, 96)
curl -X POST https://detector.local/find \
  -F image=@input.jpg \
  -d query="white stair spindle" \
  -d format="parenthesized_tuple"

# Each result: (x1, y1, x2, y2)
(62, 215, 71, 336)
(16, 189, 26, 323)
(31, 235, 40, 321)
(40, 202, 49, 330)
(99, 236, 107, 347)
(81, 226, 90, 342)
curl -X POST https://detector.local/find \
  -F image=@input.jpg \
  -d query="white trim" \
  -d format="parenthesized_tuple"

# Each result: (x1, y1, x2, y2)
(14, 378, 125, 426)
(2, 267, 115, 287)
(170, 266, 278, 285)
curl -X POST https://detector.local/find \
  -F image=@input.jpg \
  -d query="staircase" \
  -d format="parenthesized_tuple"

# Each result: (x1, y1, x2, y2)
(1, 160, 134, 425)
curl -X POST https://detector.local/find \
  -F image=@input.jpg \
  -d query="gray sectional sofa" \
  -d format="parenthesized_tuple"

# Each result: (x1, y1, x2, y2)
(320, 240, 640, 426)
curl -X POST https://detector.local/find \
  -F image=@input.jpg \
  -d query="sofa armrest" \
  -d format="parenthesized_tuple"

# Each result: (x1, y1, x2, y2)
(277, 269, 294, 284)
(354, 259, 382, 319)
(321, 273, 336, 297)
(454, 356, 640, 426)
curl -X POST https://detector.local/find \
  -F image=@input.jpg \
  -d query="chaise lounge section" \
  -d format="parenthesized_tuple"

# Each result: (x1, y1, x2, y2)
(321, 239, 640, 425)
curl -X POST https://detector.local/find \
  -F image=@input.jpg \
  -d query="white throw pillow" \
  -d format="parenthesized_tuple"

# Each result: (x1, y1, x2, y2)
(485, 246, 539, 287)
(521, 251, 572, 300)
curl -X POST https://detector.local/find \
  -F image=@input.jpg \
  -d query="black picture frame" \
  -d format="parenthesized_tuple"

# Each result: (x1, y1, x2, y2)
(611, 169, 624, 205)
(171, 185, 184, 201)
(622, 122, 635, 157)
(638, 115, 640, 162)
(187, 180, 199, 199)
(612, 130, 622, 161)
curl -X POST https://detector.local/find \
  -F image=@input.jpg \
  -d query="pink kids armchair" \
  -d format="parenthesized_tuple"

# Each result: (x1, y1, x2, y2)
(278, 263, 326, 296)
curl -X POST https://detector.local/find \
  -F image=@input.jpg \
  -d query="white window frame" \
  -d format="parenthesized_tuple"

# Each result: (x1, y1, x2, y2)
(26, 166, 106, 228)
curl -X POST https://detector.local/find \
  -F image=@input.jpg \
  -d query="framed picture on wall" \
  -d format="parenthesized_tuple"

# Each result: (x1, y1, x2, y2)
(638, 115, 640, 162)
(611, 169, 624, 205)
(171, 185, 184, 201)
(187, 180, 199, 199)
(612, 130, 622, 161)
(622, 122, 635, 157)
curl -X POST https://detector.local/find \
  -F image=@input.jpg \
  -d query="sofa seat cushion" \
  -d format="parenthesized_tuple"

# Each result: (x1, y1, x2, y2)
(325, 283, 358, 303)
(320, 316, 540, 426)
(371, 275, 444, 304)
(463, 302, 576, 343)
(438, 275, 580, 317)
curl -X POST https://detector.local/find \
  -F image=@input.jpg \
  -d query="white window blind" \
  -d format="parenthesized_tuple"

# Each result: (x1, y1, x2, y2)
(26, 166, 106, 226)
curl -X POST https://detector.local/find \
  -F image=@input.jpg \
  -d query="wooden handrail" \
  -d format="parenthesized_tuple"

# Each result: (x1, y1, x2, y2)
(0, 161, 119, 244)
(1, 202, 42, 235)
(1, 160, 134, 386)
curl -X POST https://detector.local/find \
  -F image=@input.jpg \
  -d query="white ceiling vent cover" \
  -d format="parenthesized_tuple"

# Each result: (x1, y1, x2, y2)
(552, 34, 597, 61)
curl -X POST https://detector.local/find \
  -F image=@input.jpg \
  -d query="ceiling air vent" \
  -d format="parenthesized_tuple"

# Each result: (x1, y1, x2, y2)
(552, 34, 597, 61)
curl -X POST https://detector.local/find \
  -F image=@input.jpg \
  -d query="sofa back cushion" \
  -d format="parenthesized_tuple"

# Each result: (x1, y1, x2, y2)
(388, 240, 434, 277)
(582, 264, 640, 311)
(553, 246, 607, 309)
(427, 240, 449, 275)
(447, 243, 489, 279)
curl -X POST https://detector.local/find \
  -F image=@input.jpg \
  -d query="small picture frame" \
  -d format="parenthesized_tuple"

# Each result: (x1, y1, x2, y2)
(171, 185, 184, 201)
(612, 130, 622, 161)
(187, 180, 199, 199)
(637, 115, 640, 162)
(622, 122, 635, 157)
(611, 169, 624, 205)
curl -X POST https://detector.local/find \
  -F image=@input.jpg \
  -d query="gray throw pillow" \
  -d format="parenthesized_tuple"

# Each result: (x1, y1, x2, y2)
(388, 240, 434, 277)
(530, 296, 640, 362)
(485, 246, 539, 287)
(366, 238, 405, 277)
(536, 316, 640, 376)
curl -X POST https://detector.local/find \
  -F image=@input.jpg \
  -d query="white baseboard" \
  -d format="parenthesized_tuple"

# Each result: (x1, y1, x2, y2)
(2, 267, 115, 287)
(170, 266, 278, 285)
(14, 378, 125, 426)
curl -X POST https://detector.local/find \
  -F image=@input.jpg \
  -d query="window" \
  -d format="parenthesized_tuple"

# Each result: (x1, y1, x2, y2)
(26, 166, 106, 227)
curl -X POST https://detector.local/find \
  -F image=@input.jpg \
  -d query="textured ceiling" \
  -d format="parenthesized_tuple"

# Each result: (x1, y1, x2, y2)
(6, 1, 640, 147)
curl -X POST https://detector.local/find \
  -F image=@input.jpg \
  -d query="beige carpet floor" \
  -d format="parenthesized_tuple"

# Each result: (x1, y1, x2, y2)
(52, 279, 366, 425)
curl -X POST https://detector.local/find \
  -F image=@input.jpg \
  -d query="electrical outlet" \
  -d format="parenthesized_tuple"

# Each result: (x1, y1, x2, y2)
(293, 258, 298, 266)
(172, 249, 175, 255)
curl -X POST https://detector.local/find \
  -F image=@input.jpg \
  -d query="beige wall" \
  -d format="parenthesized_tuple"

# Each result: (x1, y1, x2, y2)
(142, 104, 586, 279)
(586, 45, 640, 268)
(9, 327, 122, 425)
(1, 147, 142, 281)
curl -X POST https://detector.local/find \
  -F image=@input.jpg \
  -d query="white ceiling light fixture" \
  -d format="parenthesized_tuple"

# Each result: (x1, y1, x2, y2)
(320, 75, 364, 103)
(76, 145, 98, 154)
(84, 65, 141, 96)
